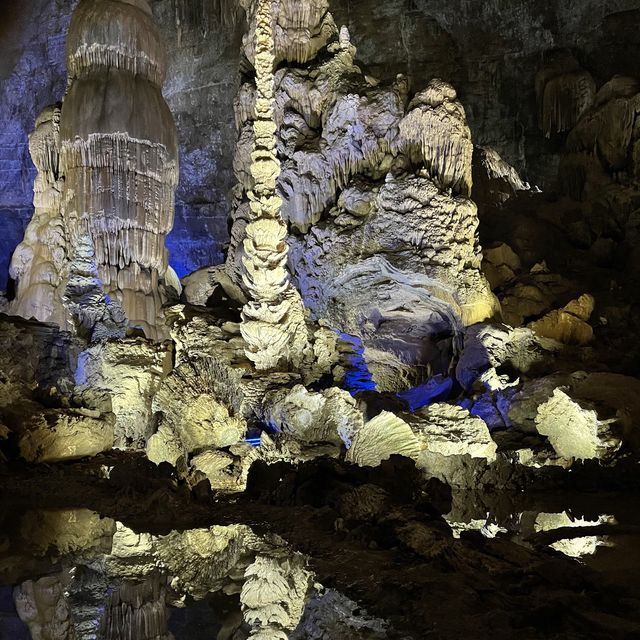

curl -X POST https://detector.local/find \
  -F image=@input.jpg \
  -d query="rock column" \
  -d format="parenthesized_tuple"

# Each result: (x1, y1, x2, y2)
(240, 0, 311, 370)
(60, 0, 179, 340)
(9, 106, 69, 328)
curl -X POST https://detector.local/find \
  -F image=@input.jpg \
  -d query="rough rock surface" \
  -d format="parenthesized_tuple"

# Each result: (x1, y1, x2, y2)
(74, 339, 172, 449)
(241, 552, 312, 640)
(261, 384, 362, 446)
(291, 588, 388, 639)
(509, 371, 640, 456)
(237, 0, 313, 372)
(536, 389, 622, 460)
(229, 13, 497, 388)
(181, 265, 246, 307)
(528, 294, 595, 345)
(13, 576, 74, 640)
(409, 403, 497, 463)
(4, 0, 640, 291)
(456, 323, 559, 391)
(535, 51, 596, 138)
(18, 411, 114, 463)
(2, 3, 640, 639)
(148, 358, 247, 462)
(8, 105, 69, 328)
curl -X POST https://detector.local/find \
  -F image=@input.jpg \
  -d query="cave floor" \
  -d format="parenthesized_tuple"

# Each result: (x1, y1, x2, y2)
(1, 452, 639, 639)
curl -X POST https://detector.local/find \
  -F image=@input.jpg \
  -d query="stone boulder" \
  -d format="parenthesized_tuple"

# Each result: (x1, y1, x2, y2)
(509, 371, 640, 457)
(261, 385, 363, 447)
(18, 411, 114, 463)
(528, 294, 595, 345)
(535, 389, 621, 460)
(346, 411, 420, 467)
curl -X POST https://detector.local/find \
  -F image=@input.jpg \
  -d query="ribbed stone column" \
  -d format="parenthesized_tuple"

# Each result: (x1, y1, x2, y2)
(240, 0, 311, 370)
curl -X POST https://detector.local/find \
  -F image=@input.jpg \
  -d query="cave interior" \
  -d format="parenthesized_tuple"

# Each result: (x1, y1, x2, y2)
(0, 0, 640, 638)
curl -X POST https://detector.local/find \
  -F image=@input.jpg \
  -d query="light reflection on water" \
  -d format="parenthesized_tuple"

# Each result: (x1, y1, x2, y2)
(0, 508, 254, 639)
(445, 507, 619, 561)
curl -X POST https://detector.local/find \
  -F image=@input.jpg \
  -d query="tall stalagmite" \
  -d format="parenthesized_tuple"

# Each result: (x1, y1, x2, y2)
(229, 1, 497, 389)
(59, 0, 179, 340)
(9, 106, 69, 328)
(240, 0, 311, 370)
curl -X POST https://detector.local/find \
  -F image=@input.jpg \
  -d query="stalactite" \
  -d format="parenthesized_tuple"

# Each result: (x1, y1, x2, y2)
(240, 0, 336, 65)
(60, 0, 179, 340)
(173, 0, 240, 39)
(535, 52, 596, 139)
(240, 0, 311, 371)
(99, 576, 171, 640)
(394, 79, 474, 197)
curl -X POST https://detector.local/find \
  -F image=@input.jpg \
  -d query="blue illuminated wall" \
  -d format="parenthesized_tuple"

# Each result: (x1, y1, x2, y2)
(339, 333, 377, 395)
(0, 0, 73, 290)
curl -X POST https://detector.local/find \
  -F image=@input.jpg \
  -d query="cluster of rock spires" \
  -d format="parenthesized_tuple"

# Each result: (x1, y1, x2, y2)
(1, 0, 640, 638)
(227, 0, 497, 388)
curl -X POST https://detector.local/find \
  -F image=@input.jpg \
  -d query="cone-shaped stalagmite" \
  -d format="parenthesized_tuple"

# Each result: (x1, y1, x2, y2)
(60, 0, 179, 340)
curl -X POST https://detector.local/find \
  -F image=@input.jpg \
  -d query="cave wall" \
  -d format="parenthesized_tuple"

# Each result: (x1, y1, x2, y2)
(329, 0, 640, 185)
(0, 0, 71, 292)
(1, 0, 640, 290)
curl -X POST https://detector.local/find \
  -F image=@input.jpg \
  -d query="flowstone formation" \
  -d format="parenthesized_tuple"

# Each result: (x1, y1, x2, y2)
(59, 0, 179, 340)
(8, 106, 69, 328)
(228, 0, 498, 389)
(535, 51, 596, 139)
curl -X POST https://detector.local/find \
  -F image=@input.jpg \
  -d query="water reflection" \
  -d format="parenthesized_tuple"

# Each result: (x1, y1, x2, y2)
(0, 508, 281, 639)
(445, 508, 618, 558)
(0, 497, 637, 639)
